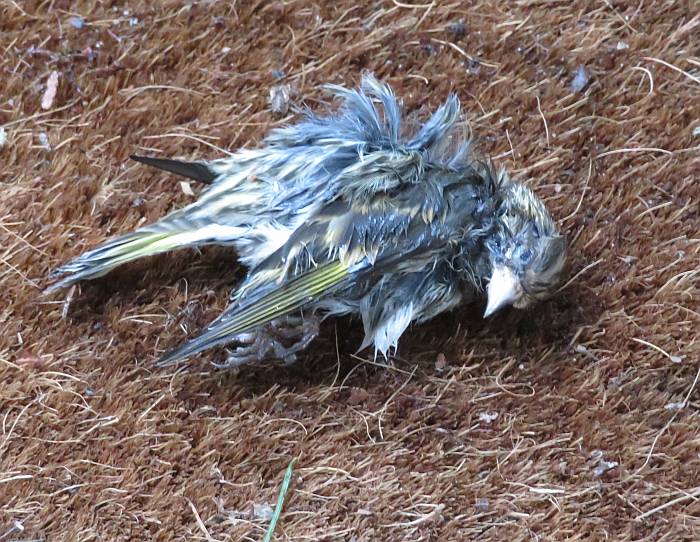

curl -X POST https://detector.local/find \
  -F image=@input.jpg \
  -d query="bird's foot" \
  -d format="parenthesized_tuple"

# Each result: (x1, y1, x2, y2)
(215, 314, 320, 368)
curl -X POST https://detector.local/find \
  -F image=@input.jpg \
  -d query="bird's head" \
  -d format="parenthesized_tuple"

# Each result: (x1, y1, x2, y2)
(483, 180, 567, 317)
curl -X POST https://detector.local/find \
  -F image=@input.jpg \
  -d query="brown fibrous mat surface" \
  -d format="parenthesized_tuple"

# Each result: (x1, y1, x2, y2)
(2, 1, 699, 540)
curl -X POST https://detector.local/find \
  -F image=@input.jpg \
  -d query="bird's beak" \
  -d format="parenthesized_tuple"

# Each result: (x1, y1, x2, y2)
(484, 265, 522, 318)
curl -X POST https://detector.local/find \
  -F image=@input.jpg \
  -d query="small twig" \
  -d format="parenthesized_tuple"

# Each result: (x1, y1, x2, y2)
(316, 324, 342, 401)
(120, 85, 207, 100)
(505, 128, 517, 166)
(644, 56, 700, 85)
(414, 1, 435, 28)
(629, 365, 700, 481)
(392, 0, 433, 8)
(0, 402, 33, 455)
(383, 503, 445, 528)
(430, 38, 500, 68)
(263, 458, 297, 542)
(631, 337, 681, 363)
(668, 12, 700, 43)
(0, 474, 33, 484)
(0, 222, 50, 256)
(534, 94, 550, 146)
(555, 259, 602, 294)
(5, 0, 31, 16)
(631, 66, 654, 96)
(371, 365, 417, 440)
(595, 147, 673, 159)
(141, 133, 234, 156)
(0, 98, 80, 129)
(61, 284, 76, 319)
(561, 158, 592, 224)
(0, 256, 41, 288)
(187, 498, 221, 542)
(636, 486, 700, 521)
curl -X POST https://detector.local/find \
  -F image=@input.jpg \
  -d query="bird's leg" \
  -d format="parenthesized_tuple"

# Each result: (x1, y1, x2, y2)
(214, 331, 268, 368)
(216, 314, 320, 368)
(269, 314, 321, 365)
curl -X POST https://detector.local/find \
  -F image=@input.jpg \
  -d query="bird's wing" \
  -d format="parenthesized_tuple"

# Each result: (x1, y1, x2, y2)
(157, 259, 350, 364)
(235, 172, 472, 303)
(159, 171, 482, 364)
(131, 155, 217, 184)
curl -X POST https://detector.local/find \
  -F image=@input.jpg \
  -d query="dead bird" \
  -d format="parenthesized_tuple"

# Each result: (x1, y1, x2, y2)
(47, 75, 567, 365)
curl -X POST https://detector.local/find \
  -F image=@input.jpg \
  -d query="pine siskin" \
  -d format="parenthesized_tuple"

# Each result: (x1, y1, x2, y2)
(48, 75, 567, 365)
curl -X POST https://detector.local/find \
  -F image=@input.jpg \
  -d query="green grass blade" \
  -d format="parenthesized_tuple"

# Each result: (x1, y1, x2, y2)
(262, 458, 297, 542)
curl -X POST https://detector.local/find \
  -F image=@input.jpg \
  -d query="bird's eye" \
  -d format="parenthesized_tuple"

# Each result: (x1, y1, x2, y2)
(520, 249, 532, 263)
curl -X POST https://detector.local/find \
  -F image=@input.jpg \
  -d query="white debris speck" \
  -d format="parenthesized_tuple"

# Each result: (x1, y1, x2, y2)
(0, 127, 6, 147)
(475, 498, 490, 512)
(69, 16, 85, 29)
(478, 411, 499, 423)
(693, 126, 700, 137)
(180, 181, 194, 196)
(221, 46, 231, 54)
(670, 355, 683, 364)
(253, 503, 273, 521)
(616, 41, 629, 50)
(38, 132, 50, 149)
(593, 460, 618, 477)
(269, 83, 291, 115)
(589, 449, 618, 477)
(571, 65, 589, 93)
(41, 71, 60, 110)
(129, 17, 139, 26)
(665, 401, 685, 411)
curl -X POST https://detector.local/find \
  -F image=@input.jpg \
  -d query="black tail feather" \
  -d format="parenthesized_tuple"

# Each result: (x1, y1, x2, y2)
(131, 155, 217, 184)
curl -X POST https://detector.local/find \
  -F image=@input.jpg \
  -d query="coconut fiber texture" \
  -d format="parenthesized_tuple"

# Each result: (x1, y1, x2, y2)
(1, 1, 699, 540)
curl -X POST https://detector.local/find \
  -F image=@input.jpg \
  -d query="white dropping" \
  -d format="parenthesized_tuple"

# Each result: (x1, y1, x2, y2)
(41, 71, 60, 110)
(478, 411, 499, 423)
(179, 181, 194, 196)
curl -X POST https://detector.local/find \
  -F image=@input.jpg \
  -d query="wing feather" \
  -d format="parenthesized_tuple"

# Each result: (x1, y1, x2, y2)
(159, 261, 349, 364)
(161, 154, 489, 364)
(131, 155, 217, 184)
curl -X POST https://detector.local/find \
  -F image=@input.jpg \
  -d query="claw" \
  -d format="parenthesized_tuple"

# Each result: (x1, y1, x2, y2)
(214, 315, 320, 369)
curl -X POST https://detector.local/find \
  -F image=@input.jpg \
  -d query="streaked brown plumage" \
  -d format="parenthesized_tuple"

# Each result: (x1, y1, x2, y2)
(48, 75, 567, 366)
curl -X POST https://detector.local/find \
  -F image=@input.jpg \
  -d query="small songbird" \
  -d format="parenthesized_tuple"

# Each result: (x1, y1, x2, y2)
(48, 75, 567, 365)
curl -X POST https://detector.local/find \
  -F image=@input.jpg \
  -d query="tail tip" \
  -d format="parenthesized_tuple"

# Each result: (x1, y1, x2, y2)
(156, 345, 191, 367)
(43, 274, 73, 295)
(42, 283, 61, 295)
